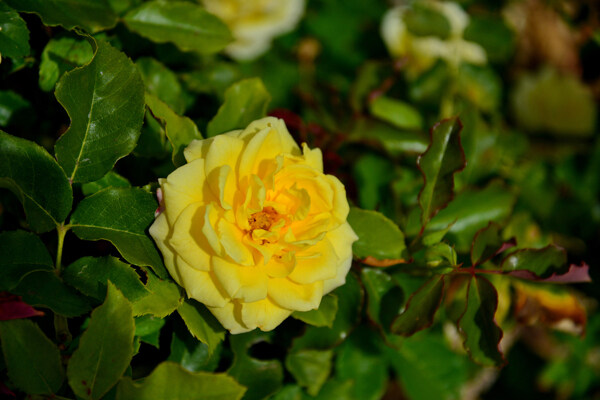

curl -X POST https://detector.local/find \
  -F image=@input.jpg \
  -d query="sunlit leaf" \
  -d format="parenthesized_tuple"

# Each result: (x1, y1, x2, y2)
(38, 36, 93, 92)
(137, 57, 186, 114)
(369, 96, 423, 130)
(131, 267, 182, 318)
(348, 208, 407, 261)
(80, 171, 130, 196)
(177, 299, 225, 355)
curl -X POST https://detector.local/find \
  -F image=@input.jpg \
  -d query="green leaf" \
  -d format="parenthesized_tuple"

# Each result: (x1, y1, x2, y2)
(403, 3, 451, 39)
(369, 96, 423, 130)
(310, 379, 354, 400)
(463, 15, 515, 63)
(70, 187, 167, 279)
(54, 39, 145, 183)
(361, 268, 403, 329)
(177, 299, 225, 355)
(68, 283, 135, 399)
(0, 3, 30, 60)
(207, 78, 271, 137)
(12, 270, 91, 317)
(228, 331, 284, 400)
(351, 119, 429, 156)
(63, 256, 150, 303)
(135, 315, 165, 348)
(131, 267, 182, 317)
(418, 117, 466, 227)
(391, 276, 445, 336)
(292, 293, 338, 328)
(0, 131, 73, 232)
(3, 0, 117, 33)
(80, 170, 131, 196)
(458, 276, 505, 367)
(285, 349, 333, 396)
(123, 1, 232, 55)
(0, 319, 64, 395)
(471, 222, 515, 266)
(457, 64, 502, 112)
(137, 57, 185, 114)
(501, 245, 568, 279)
(168, 325, 222, 373)
(335, 327, 388, 400)
(0, 230, 53, 291)
(409, 61, 450, 106)
(38, 36, 94, 92)
(145, 92, 202, 167)
(352, 153, 395, 211)
(0, 90, 30, 126)
(347, 207, 406, 260)
(117, 362, 245, 400)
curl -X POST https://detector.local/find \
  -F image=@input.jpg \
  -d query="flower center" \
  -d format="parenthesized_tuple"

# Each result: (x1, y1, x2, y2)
(248, 206, 280, 231)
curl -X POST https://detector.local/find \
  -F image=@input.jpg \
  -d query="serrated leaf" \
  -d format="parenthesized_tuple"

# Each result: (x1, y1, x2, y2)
(285, 349, 333, 396)
(458, 276, 505, 367)
(135, 315, 165, 348)
(54, 40, 145, 183)
(63, 256, 150, 303)
(207, 78, 271, 137)
(145, 92, 202, 167)
(168, 323, 222, 373)
(391, 276, 444, 336)
(418, 118, 465, 227)
(137, 57, 185, 114)
(292, 293, 338, 328)
(228, 331, 284, 400)
(4, 0, 117, 33)
(131, 267, 182, 317)
(117, 362, 245, 400)
(0, 319, 64, 395)
(347, 207, 407, 261)
(0, 131, 73, 232)
(38, 36, 94, 92)
(177, 299, 225, 355)
(0, 3, 30, 60)
(80, 170, 130, 196)
(12, 271, 91, 317)
(369, 96, 423, 130)
(361, 268, 403, 329)
(68, 283, 135, 400)
(0, 230, 53, 291)
(471, 222, 516, 266)
(501, 245, 568, 279)
(70, 187, 167, 279)
(123, 1, 231, 55)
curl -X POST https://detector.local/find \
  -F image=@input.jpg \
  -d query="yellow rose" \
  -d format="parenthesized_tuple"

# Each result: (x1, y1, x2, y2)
(201, 0, 305, 60)
(150, 117, 358, 333)
(381, 1, 486, 76)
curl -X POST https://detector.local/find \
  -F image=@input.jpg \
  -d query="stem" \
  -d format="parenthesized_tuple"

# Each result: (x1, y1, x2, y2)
(55, 223, 70, 275)
(54, 223, 72, 345)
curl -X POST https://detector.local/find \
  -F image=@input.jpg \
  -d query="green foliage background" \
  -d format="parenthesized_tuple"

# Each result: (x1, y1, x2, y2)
(1, 0, 599, 399)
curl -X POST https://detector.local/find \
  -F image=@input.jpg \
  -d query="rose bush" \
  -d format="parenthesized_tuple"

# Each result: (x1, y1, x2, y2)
(150, 117, 357, 333)
(200, 0, 305, 60)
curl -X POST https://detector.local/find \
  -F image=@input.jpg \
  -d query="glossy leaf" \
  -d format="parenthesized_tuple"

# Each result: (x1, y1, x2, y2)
(501, 245, 568, 279)
(70, 187, 167, 279)
(391, 276, 445, 336)
(168, 325, 222, 373)
(123, 1, 231, 55)
(63, 256, 150, 303)
(0, 3, 30, 60)
(131, 267, 182, 317)
(285, 349, 333, 396)
(0, 131, 72, 232)
(348, 207, 407, 261)
(418, 117, 465, 227)
(0, 230, 53, 291)
(3, 0, 117, 33)
(54, 40, 145, 183)
(458, 276, 505, 367)
(68, 283, 135, 399)
(80, 171, 130, 196)
(0, 319, 64, 395)
(38, 36, 94, 92)
(228, 331, 284, 400)
(292, 293, 338, 328)
(116, 362, 245, 400)
(471, 222, 515, 266)
(361, 268, 403, 329)
(145, 92, 202, 166)
(369, 96, 423, 130)
(177, 299, 225, 355)
(207, 78, 271, 137)
(137, 57, 185, 114)
(12, 271, 91, 317)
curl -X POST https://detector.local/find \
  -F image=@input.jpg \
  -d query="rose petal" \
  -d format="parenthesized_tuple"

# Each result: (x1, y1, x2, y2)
(212, 257, 268, 302)
(268, 277, 323, 311)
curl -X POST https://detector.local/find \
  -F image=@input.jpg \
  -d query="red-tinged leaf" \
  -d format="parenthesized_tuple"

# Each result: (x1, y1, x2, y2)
(418, 118, 466, 228)
(509, 262, 591, 284)
(470, 222, 516, 266)
(501, 245, 568, 279)
(0, 293, 44, 320)
(391, 276, 445, 336)
(458, 276, 505, 367)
